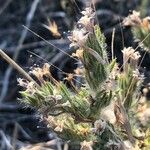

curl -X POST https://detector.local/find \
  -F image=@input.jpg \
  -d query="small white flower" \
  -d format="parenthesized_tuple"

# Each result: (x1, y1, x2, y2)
(68, 7, 95, 47)
(123, 11, 142, 26)
(80, 141, 93, 150)
(68, 28, 89, 47)
(17, 78, 28, 88)
(81, 7, 95, 17)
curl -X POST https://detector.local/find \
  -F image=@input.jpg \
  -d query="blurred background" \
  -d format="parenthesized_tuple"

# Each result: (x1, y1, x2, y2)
(0, 0, 150, 149)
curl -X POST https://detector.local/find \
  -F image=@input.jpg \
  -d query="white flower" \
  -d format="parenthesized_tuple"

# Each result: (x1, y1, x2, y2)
(80, 141, 93, 150)
(17, 78, 28, 88)
(68, 7, 95, 47)
(68, 28, 89, 47)
(78, 15, 94, 32)
(81, 7, 95, 17)
(123, 11, 142, 26)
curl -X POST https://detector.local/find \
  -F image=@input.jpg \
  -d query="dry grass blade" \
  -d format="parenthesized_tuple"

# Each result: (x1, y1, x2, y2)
(111, 28, 116, 60)
(0, 49, 39, 87)
(71, 0, 81, 12)
(23, 25, 79, 62)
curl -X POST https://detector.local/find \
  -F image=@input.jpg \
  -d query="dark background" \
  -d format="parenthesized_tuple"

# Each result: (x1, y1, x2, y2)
(0, 0, 150, 149)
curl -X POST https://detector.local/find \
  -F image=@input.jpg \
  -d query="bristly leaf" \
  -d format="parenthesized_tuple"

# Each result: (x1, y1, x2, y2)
(83, 25, 109, 91)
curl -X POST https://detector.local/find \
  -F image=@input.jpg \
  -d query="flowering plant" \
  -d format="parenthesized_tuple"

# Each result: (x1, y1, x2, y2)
(18, 7, 150, 150)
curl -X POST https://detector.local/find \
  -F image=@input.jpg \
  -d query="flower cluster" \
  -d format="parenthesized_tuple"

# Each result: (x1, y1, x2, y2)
(123, 11, 150, 30)
(68, 7, 95, 47)
(123, 11, 150, 51)
(123, 11, 142, 27)
(18, 6, 150, 150)
(122, 47, 141, 71)
(17, 78, 36, 95)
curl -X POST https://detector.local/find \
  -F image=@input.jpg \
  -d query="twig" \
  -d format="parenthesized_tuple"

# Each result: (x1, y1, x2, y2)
(0, 0, 40, 102)
(12, 123, 18, 150)
(118, 16, 125, 50)
(0, 49, 38, 85)
(13, 122, 32, 141)
(111, 28, 115, 60)
(0, 0, 13, 15)
(23, 25, 78, 62)
(0, 130, 13, 150)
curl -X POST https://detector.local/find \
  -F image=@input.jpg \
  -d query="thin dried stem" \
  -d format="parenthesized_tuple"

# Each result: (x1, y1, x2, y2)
(23, 25, 79, 62)
(0, 49, 39, 87)
(111, 28, 116, 60)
